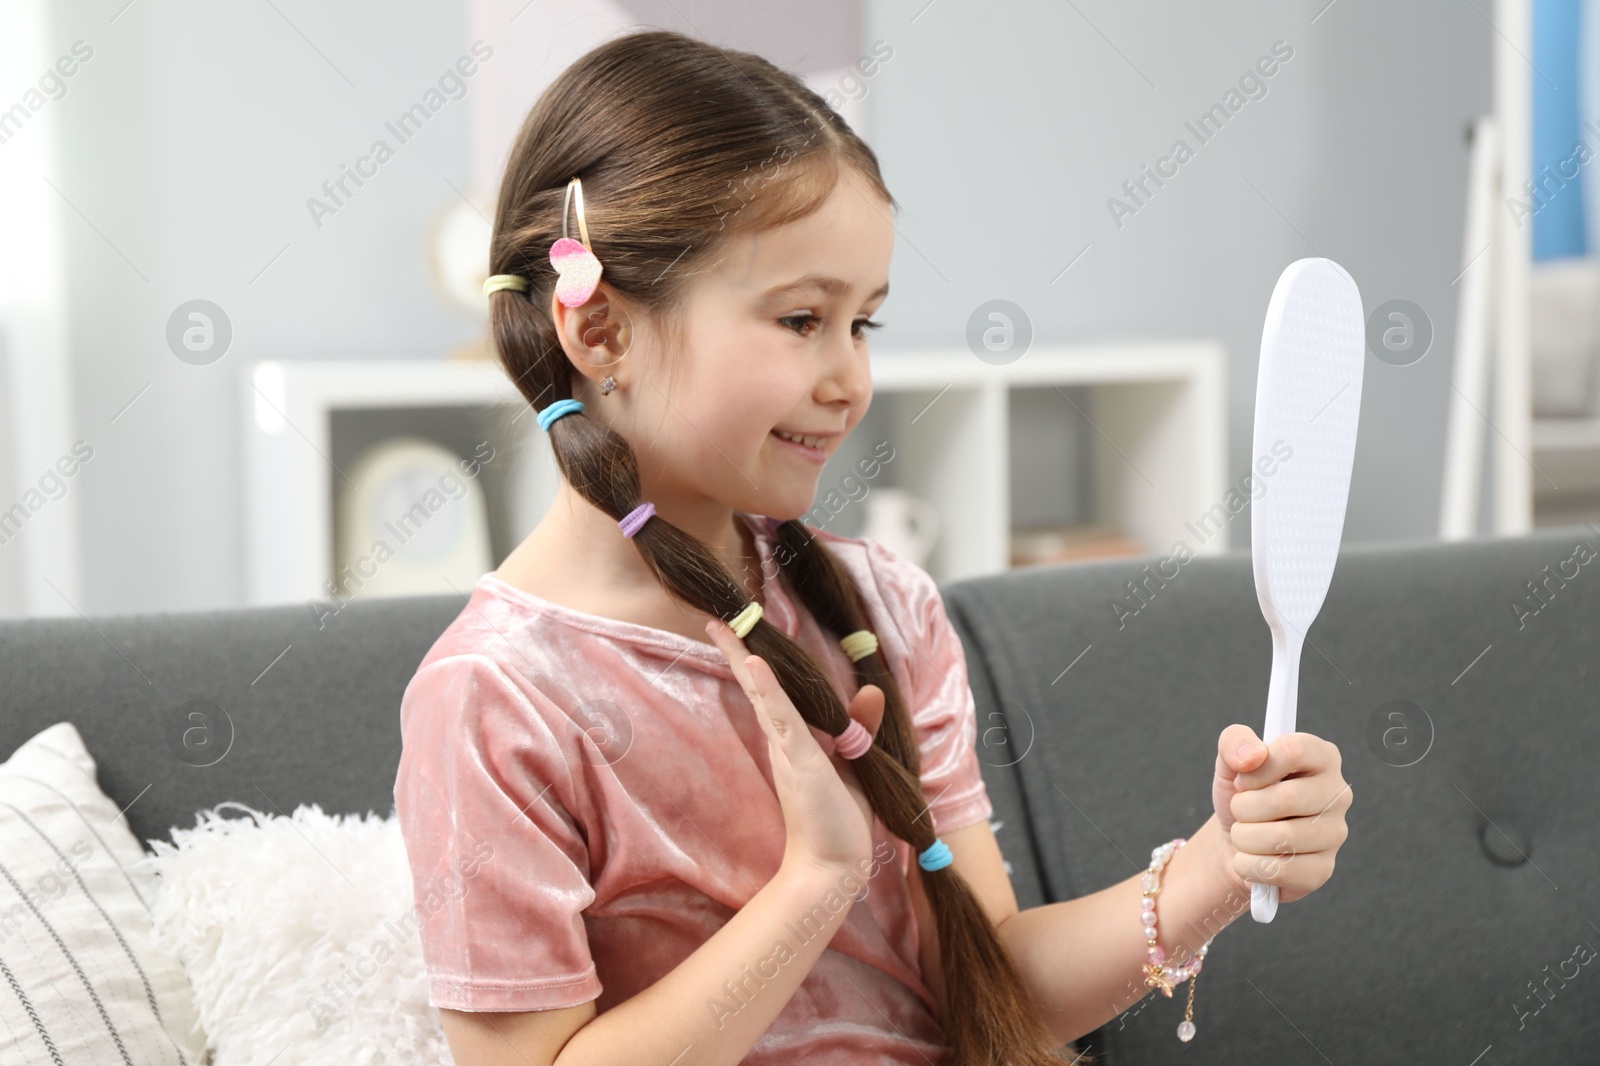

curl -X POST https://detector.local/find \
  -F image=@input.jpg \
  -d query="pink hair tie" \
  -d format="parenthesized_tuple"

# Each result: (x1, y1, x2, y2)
(834, 719, 873, 760)
(618, 501, 655, 538)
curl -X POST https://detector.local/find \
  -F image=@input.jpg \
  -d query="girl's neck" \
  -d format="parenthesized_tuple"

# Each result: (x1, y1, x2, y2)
(506, 481, 764, 605)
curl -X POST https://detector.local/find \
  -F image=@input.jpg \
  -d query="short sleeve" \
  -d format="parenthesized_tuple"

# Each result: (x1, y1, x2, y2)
(393, 652, 602, 1012)
(862, 540, 996, 836)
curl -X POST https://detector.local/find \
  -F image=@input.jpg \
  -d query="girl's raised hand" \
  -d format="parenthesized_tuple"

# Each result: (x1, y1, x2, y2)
(705, 616, 885, 877)
(1212, 723, 1353, 904)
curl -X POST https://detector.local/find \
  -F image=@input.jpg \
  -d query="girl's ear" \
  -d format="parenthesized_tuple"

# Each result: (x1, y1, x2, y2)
(550, 282, 633, 386)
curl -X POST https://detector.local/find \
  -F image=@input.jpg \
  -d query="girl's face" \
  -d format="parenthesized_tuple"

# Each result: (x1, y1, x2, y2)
(624, 166, 894, 521)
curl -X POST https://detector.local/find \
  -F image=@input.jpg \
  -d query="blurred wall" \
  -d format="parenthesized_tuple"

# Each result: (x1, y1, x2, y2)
(48, 0, 476, 614)
(861, 0, 1492, 549)
(42, 0, 878, 615)
(36, 0, 1491, 614)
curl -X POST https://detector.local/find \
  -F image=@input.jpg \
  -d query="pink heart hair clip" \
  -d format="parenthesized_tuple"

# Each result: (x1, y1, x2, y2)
(550, 176, 603, 308)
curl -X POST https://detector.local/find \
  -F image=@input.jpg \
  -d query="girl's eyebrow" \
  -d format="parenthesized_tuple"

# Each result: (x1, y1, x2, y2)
(762, 273, 890, 301)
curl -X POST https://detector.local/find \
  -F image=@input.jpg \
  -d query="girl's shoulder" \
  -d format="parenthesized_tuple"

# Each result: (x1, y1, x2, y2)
(399, 574, 607, 718)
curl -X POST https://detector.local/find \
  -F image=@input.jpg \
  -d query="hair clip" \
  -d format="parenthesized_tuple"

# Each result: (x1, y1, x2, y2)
(549, 176, 604, 308)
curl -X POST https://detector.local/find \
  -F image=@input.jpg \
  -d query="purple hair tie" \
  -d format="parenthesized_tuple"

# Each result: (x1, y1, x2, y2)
(619, 501, 655, 539)
(834, 719, 873, 760)
(765, 516, 786, 532)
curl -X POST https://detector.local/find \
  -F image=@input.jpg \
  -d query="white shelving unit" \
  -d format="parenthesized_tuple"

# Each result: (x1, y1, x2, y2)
(242, 343, 1227, 606)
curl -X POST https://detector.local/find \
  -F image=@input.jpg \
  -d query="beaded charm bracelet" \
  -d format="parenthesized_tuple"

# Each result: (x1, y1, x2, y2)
(1140, 837, 1215, 1043)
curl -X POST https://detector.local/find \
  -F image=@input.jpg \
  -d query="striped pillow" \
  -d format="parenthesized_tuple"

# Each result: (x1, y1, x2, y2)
(0, 721, 210, 1065)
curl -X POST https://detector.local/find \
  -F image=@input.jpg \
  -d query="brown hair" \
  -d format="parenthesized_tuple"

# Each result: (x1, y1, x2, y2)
(486, 28, 1087, 1065)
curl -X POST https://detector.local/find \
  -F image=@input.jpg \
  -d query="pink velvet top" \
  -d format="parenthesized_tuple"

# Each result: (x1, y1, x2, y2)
(393, 511, 995, 1063)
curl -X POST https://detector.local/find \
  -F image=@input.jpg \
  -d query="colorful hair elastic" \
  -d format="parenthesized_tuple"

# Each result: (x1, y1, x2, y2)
(537, 398, 584, 432)
(839, 630, 879, 662)
(484, 274, 529, 296)
(728, 601, 763, 638)
(834, 719, 873, 759)
(918, 839, 954, 872)
(618, 501, 655, 539)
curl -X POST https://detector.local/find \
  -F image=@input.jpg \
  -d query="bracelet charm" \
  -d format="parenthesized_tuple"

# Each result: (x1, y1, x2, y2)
(1139, 837, 1215, 1042)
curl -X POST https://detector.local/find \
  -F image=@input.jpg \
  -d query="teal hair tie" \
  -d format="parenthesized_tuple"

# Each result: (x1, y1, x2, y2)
(537, 399, 584, 432)
(918, 839, 953, 872)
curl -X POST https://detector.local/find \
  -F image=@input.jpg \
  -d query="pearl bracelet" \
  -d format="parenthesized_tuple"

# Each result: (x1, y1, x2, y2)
(1140, 837, 1214, 1043)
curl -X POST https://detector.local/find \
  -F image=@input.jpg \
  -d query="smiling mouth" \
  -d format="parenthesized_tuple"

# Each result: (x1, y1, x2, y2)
(772, 428, 832, 448)
(770, 429, 829, 461)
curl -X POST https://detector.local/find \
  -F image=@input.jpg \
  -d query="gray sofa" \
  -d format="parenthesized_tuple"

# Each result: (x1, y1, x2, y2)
(4, 525, 1597, 1063)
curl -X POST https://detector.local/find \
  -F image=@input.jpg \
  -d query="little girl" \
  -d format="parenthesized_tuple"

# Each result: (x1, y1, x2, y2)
(393, 28, 1352, 1066)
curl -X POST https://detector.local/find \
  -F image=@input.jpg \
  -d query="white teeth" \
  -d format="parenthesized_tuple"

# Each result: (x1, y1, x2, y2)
(776, 430, 824, 449)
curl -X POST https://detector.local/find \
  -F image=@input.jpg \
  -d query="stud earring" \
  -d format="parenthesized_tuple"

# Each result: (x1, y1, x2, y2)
(600, 376, 617, 395)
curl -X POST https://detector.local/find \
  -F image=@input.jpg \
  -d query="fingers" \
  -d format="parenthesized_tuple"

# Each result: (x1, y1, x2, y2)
(1224, 731, 1352, 896)
(705, 618, 815, 764)
(847, 684, 886, 740)
(706, 618, 784, 743)
(1232, 844, 1338, 896)
(707, 616, 882, 770)
(1233, 731, 1340, 791)
(1229, 774, 1353, 824)
(741, 654, 799, 749)
(705, 617, 756, 690)
(1229, 812, 1350, 859)
(1215, 723, 1269, 782)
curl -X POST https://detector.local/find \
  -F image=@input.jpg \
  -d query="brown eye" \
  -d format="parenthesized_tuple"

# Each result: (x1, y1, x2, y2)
(779, 314, 885, 338)
(779, 313, 820, 336)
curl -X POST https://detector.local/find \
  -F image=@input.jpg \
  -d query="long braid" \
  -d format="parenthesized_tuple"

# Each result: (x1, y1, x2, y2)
(774, 519, 1083, 1059)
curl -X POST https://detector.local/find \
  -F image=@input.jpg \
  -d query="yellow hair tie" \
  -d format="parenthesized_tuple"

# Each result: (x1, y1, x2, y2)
(728, 601, 763, 638)
(839, 629, 879, 662)
(483, 273, 529, 296)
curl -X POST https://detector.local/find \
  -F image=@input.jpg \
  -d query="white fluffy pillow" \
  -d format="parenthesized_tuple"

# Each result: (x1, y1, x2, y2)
(141, 801, 453, 1066)
(0, 722, 210, 1066)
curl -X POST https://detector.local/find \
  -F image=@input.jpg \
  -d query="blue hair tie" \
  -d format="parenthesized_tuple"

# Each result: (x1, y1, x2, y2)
(918, 839, 953, 872)
(537, 398, 585, 432)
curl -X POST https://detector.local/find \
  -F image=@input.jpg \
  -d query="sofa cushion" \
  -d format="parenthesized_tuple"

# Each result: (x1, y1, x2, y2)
(0, 595, 465, 855)
(941, 524, 1600, 1064)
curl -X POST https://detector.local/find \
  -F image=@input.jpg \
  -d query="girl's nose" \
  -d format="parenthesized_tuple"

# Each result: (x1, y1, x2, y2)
(817, 331, 870, 410)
